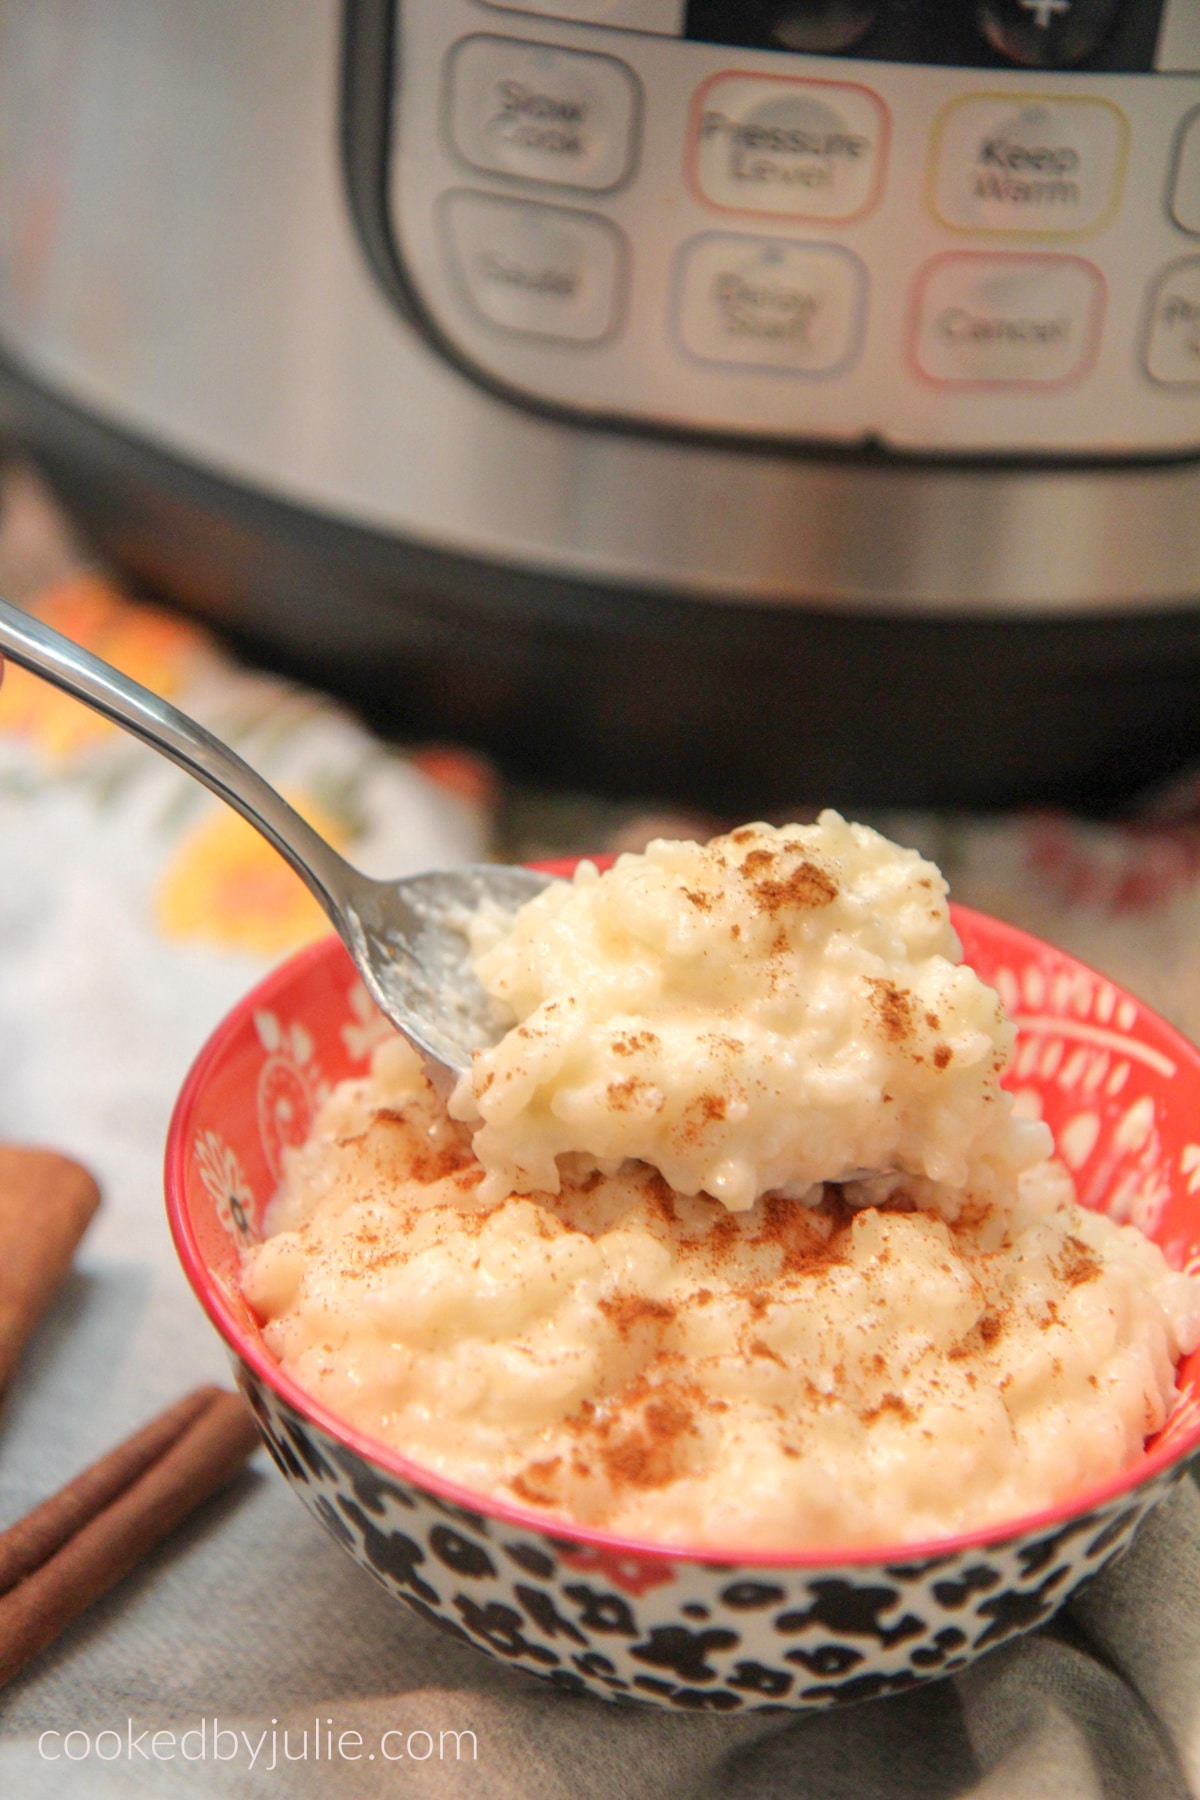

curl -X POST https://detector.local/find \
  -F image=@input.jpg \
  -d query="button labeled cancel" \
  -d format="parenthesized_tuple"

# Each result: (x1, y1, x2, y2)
(691, 74, 887, 222)
(676, 234, 866, 374)
(442, 191, 625, 343)
(913, 254, 1103, 386)
(932, 95, 1126, 235)
(448, 37, 640, 192)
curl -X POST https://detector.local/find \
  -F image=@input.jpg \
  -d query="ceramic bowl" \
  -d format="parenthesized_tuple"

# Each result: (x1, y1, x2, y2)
(166, 899, 1200, 1713)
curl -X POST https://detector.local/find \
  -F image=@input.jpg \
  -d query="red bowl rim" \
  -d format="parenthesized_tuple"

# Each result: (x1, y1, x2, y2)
(166, 898, 1200, 1571)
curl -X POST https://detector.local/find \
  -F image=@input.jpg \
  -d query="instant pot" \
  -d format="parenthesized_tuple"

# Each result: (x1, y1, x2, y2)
(0, 0, 1197, 809)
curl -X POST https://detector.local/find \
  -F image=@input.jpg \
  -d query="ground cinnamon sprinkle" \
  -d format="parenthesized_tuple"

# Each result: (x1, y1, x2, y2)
(867, 978, 915, 1043)
(752, 1193, 852, 1279)
(368, 1109, 477, 1185)
(948, 1305, 1008, 1359)
(510, 1459, 563, 1505)
(598, 1394, 696, 1492)
(598, 1295, 677, 1336)
(750, 860, 839, 914)
(861, 1391, 915, 1425)
(643, 1174, 677, 1225)
(1059, 1235, 1103, 1287)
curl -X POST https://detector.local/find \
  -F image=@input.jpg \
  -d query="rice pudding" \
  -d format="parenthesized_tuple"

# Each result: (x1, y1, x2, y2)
(240, 819, 1200, 1550)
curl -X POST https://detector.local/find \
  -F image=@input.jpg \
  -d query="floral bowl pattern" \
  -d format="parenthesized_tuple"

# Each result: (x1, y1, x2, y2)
(165, 901, 1200, 1712)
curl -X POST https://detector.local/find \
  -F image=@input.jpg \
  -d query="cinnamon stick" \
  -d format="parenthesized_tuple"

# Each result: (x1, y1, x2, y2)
(0, 1388, 260, 1687)
(0, 1385, 219, 1596)
(0, 1147, 100, 1393)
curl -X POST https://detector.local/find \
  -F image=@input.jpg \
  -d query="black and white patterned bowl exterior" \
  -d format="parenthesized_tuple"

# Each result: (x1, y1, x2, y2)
(237, 1363, 1179, 1712)
(167, 923, 1200, 1714)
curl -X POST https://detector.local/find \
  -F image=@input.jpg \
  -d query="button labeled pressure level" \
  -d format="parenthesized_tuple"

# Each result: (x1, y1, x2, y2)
(690, 74, 888, 222)
(912, 253, 1104, 386)
(442, 191, 626, 343)
(448, 37, 640, 193)
(932, 95, 1126, 235)
(675, 234, 866, 374)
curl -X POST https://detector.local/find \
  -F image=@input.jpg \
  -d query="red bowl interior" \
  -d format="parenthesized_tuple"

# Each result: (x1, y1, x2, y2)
(166, 884, 1200, 1570)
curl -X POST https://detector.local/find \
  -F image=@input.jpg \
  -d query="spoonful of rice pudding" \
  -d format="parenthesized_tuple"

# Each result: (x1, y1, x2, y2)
(449, 813, 1050, 1211)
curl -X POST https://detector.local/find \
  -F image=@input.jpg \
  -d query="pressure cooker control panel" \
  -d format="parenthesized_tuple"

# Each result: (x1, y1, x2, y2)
(385, 0, 1200, 455)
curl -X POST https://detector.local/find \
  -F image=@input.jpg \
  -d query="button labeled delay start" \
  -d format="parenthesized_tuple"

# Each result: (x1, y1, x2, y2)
(675, 234, 866, 374)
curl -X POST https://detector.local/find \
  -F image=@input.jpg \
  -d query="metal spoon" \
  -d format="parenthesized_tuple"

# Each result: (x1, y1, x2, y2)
(0, 597, 550, 1086)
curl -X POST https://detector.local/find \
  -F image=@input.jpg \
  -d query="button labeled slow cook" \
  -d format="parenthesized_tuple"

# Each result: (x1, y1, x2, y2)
(912, 253, 1103, 385)
(675, 233, 866, 374)
(1144, 259, 1200, 386)
(448, 36, 640, 193)
(442, 191, 625, 343)
(932, 95, 1127, 235)
(690, 74, 888, 222)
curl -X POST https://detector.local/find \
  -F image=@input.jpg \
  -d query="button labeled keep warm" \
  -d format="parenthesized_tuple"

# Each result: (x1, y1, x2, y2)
(448, 36, 640, 193)
(675, 234, 866, 374)
(912, 253, 1103, 386)
(690, 74, 888, 222)
(442, 191, 625, 343)
(932, 95, 1127, 235)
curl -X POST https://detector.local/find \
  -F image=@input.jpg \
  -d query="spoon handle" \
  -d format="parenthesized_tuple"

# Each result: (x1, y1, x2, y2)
(0, 596, 358, 921)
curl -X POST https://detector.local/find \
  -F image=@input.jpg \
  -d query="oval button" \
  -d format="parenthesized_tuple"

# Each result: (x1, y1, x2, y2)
(1171, 108, 1200, 236)
(441, 192, 626, 343)
(912, 253, 1104, 387)
(448, 36, 640, 193)
(1144, 259, 1200, 387)
(931, 94, 1127, 236)
(690, 73, 888, 223)
(674, 233, 867, 375)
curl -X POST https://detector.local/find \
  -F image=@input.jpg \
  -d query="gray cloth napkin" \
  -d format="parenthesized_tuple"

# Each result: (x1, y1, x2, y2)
(2, 471, 1199, 1796)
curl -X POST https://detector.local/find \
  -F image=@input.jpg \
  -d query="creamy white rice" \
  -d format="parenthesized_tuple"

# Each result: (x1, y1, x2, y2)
(240, 819, 1200, 1550)
(450, 815, 1050, 1211)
